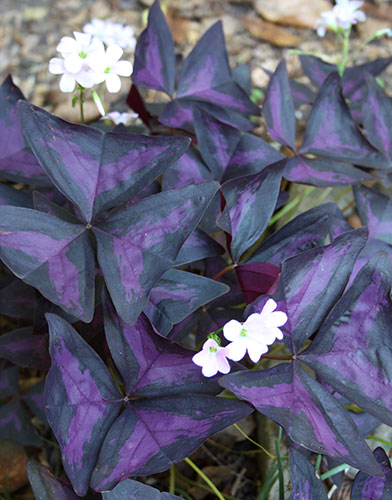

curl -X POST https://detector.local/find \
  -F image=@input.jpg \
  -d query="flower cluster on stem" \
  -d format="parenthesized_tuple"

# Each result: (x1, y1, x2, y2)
(192, 299, 288, 377)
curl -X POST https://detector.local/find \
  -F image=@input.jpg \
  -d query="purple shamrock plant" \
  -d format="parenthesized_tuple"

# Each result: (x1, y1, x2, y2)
(1, 1, 392, 498)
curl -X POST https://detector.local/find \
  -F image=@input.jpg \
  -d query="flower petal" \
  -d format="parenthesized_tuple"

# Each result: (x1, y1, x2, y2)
(226, 340, 247, 362)
(49, 58, 65, 75)
(112, 60, 133, 77)
(106, 43, 123, 63)
(75, 70, 96, 89)
(246, 339, 268, 363)
(59, 73, 76, 93)
(201, 355, 219, 377)
(64, 54, 84, 74)
(57, 36, 78, 54)
(216, 352, 231, 374)
(73, 31, 92, 49)
(105, 73, 121, 93)
(223, 319, 243, 341)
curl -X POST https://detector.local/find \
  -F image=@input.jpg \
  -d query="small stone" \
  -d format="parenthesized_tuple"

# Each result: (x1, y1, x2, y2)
(0, 440, 28, 494)
(254, 0, 332, 29)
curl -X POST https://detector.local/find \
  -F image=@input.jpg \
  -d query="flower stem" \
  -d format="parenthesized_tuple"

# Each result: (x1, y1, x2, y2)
(338, 27, 351, 76)
(78, 86, 85, 124)
(184, 457, 225, 500)
(233, 423, 276, 460)
(212, 264, 236, 281)
(169, 464, 176, 494)
(261, 354, 293, 360)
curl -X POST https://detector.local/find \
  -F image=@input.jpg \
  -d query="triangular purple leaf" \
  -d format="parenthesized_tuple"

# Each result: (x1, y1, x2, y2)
(235, 262, 280, 304)
(285, 156, 373, 187)
(93, 182, 219, 324)
(263, 60, 296, 150)
(176, 22, 257, 115)
(132, 0, 175, 96)
(144, 269, 229, 335)
(246, 203, 337, 266)
(220, 362, 382, 476)
(0, 184, 33, 208)
(218, 161, 285, 262)
(300, 73, 390, 168)
(0, 399, 41, 446)
(27, 461, 81, 500)
(173, 228, 224, 266)
(102, 478, 183, 500)
(0, 327, 49, 369)
(350, 447, 392, 499)
(161, 147, 213, 191)
(299, 253, 392, 427)
(362, 74, 392, 160)
(0, 75, 48, 185)
(45, 313, 123, 496)
(18, 101, 190, 223)
(288, 446, 328, 499)
(274, 228, 367, 352)
(354, 185, 392, 244)
(0, 276, 34, 320)
(0, 206, 95, 322)
(223, 132, 285, 181)
(193, 107, 241, 181)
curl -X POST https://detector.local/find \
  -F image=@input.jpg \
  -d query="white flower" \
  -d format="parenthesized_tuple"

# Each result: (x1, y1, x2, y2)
(223, 299, 287, 363)
(315, 0, 366, 37)
(101, 111, 138, 125)
(56, 32, 105, 75)
(83, 19, 136, 50)
(88, 44, 133, 93)
(192, 339, 231, 377)
(49, 57, 96, 92)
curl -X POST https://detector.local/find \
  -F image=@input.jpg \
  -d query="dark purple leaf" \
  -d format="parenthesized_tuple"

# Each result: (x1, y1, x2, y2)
(350, 447, 392, 500)
(102, 479, 182, 500)
(18, 101, 190, 223)
(0, 276, 34, 320)
(263, 60, 296, 150)
(126, 84, 151, 128)
(288, 446, 328, 499)
(362, 74, 392, 160)
(343, 57, 392, 97)
(88, 298, 252, 490)
(218, 161, 285, 262)
(161, 147, 213, 191)
(0, 184, 33, 207)
(235, 262, 280, 304)
(0, 75, 48, 185)
(354, 185, 392, 244)
(93, 182, 219, 324)
(223, 132, 285, 181)
(27, 461, 81, 500)
(0, 362, 18, 397)
(0, 327, 49, 369)
(33, 191, 81, 224)
(193, 107, 241, 181)
(300, 73, 390, 168)
(132, 0, 175, 96)
(144, 269, 229, 335)
(273, 228, 367, 352)
(290, 79, 315, 107)
(299, 253, 392, 427)
(0, 206, 95, 322)
(45, 313, 123, 496)
(232, 63, 252, 94)
(285, 156, 373, 187)
(246, 202, 337, 266)
(176, 22, 258, 115)
(159, 98, 255, 133)
(173, 228, 224, 266)
(0, 399, 41, 446)
(299, 55, 336, 88)
(220, 362, 382, 476)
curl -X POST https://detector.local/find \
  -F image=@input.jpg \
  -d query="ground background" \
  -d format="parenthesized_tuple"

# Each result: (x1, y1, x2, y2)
(1, 1, 392, 499)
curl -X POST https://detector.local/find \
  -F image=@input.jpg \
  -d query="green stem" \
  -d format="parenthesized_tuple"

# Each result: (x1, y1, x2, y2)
(275, 427, 284, 500)
(169, 464, 176, 494)
(338, 27, 351, 76)
(184, 457, 226, 500)
(212, 264, 236, 281)
(175, 469, 239, 500)
(233, 423, 276, 460)
(79, 86, 85, 124)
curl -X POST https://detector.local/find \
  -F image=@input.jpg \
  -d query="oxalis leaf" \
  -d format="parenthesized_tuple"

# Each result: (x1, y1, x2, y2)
(17, 101, 191, 224)
(45, 303, 252, 495)
(0, 75, 48, 185)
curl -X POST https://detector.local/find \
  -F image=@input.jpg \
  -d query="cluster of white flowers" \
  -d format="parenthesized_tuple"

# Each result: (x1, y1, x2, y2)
(49, 20, 135, 94)
(192, 299, 288, 377)
(101, 111, 138, 126)
(315, 0, 366, 37)
(83, 18, 136, 50)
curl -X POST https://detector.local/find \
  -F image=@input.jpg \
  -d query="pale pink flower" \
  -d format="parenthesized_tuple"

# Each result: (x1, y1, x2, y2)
(223, 299, 287, 363)
(316, 0, 366, 37)
(48, 57, 96, 92)
(56, 32, 105, 75)
(192, 339, 231, 377)
(88, 44, 133, 93)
